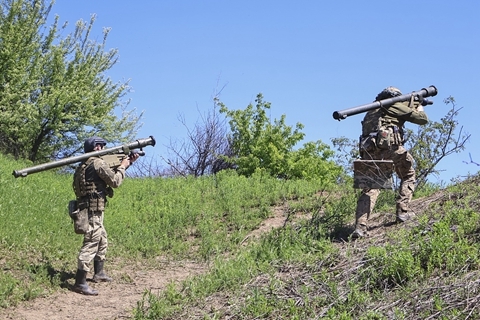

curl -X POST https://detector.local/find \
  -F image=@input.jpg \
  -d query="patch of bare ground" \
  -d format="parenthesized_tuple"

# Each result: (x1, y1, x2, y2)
(241, 201, 311, 245)
(0, 259, 207, 320)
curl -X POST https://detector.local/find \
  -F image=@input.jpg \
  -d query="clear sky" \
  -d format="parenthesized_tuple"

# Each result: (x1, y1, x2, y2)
(49, 0, 479, 183)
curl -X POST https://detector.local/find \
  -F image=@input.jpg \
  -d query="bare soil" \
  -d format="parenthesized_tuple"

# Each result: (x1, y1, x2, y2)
(0, 259, 207, 320)
(0, 192, 443, 320)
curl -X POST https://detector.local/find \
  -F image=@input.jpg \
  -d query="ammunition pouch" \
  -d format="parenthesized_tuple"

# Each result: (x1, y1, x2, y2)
(360, 125, 403, 156)
(387, 126, 404, 145)
(376, 128, 391, 150)
(68, 200, 90, 234)
(68, 192, 106, 235)
(359, 134, 377, 156)
(80, 192, 106, 211)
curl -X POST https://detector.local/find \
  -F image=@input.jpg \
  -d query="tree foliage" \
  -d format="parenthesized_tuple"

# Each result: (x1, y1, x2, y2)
(219, 93, 342, 180)
(330, 136, 359, 177)
(0, 0, 141, 162)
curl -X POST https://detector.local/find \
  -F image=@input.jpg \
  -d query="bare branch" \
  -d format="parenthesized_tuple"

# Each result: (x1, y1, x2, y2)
(164, 90, 234, 177)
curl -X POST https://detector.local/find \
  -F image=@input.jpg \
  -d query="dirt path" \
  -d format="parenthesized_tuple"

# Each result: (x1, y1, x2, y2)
(0, 259, 207, 320)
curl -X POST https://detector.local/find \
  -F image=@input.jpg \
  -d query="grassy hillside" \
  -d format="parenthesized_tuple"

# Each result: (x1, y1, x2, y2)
(132, 176, 480, 319)
(0, 153, 333, 308)
(3, 152, 480, 319)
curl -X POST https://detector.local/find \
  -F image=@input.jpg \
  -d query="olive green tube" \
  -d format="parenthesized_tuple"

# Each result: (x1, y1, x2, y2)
(13, 136, 155, 178)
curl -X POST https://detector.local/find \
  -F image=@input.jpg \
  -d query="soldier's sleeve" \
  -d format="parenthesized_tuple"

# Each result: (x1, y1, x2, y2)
(386, 102, 428, 125)
(93, 158, 126, 188)
(408, 109, 429, 125)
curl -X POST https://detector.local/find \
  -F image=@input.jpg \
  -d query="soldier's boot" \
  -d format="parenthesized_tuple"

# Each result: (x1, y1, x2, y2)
(396, 210, 415, 223)
(72, 269, 98, 296)
(92, 260, 112, 283)
(396, 204, 415, 223)
(351, 223, 368, 239)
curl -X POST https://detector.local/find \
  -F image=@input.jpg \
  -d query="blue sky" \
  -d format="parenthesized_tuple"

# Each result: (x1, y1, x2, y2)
(50, 1, 479, 183)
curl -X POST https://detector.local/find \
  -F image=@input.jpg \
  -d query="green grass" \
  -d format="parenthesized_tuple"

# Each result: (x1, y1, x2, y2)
(3, 152, 480, 319)
(0, 153, 333, 307)
(131, 176, 480, 319)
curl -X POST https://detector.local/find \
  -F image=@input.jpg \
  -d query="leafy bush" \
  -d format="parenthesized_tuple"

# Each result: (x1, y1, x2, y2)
(219, 93, 343, 180)
(363, 245, 422, 288)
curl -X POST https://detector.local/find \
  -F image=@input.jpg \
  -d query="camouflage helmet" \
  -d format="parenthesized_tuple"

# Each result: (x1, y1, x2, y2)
(84, 136, 107, 153)
(375, 86, 402, 101)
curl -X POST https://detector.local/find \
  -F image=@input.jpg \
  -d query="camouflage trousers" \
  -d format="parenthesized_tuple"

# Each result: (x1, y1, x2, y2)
(355, 144, 416, 228)
(77, 210, 108, 272)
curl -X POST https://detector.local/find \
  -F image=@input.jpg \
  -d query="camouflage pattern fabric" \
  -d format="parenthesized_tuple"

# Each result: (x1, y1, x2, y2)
(355, 189, 380, 228)
(354, 99, 427, 234)
(375, 86, 402, 101)
(353, 159, 394, 189)
(91, 157, 126, 189)
(77, 211, 107, 271)
(361, 107, 384, 137)
(73, 157, 126, 272)
(381, 101, 428, 127)
(355, 144, 416, 229)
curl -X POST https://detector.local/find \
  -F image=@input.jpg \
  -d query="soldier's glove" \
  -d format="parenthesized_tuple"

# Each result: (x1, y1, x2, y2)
(410, 95, 425, 112)
(106, 187, 114, 198)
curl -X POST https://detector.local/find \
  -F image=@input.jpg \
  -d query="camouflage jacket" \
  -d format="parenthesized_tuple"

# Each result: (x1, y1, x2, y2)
(73, 157, 126, 211)
(361, 101, 428, 137)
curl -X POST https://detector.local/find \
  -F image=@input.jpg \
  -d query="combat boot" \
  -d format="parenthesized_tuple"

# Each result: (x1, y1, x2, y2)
(72, 269, 98, 296)
(92, 260, 112, 283)
(396, 210, 415, 223)
(351, 223, 368, 239)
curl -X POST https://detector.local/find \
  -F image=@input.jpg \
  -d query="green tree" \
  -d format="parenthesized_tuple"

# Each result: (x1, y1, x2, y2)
(219, 93, 342, 180)
(0, 0, 141, 162)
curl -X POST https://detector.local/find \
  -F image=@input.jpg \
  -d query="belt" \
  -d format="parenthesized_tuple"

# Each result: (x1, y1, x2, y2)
(81, 192, 105, 199)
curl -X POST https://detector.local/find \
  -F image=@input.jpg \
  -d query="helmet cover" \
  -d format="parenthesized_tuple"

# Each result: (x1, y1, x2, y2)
(375, 86, 402, 101)
(84, 136, 107, 153)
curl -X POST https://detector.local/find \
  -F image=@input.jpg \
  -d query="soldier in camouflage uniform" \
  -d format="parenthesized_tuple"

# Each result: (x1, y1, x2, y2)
(71, 137, 139, 295)
(352, 87, 428, 238)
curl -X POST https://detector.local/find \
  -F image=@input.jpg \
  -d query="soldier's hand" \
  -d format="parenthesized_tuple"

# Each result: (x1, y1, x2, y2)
(106, 187, 114, 198)
(416, 105, 424, 112)
(120, 157, 131, 169)
(129, 152, 140, 164)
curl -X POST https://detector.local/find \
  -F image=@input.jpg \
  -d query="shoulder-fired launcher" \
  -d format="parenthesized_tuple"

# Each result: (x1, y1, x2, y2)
(332, 85, 438, 121)
(13, 136, 156, 178)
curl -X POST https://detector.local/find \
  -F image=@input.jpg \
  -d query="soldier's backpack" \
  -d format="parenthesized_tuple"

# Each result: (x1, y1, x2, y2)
(360, 107, 392, 152)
